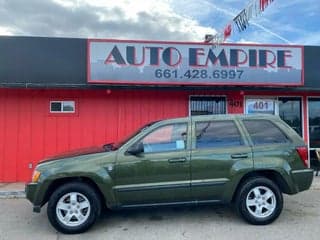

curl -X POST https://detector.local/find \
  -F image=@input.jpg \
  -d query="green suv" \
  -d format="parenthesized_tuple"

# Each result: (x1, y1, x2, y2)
(25, 114, 314, 234)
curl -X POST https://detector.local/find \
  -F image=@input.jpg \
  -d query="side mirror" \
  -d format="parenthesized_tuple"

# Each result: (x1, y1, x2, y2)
(127, 142, 144, 156)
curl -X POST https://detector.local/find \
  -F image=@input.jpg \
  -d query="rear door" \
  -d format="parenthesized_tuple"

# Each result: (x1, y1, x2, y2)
(190, 118, 253, 201)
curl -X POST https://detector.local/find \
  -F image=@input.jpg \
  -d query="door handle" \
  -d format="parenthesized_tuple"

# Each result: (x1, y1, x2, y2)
(231, 153, 248, 159)
(168, 158, 187, 163)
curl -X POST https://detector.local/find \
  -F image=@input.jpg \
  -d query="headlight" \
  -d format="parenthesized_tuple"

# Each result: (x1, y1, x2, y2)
(32, 170, 41, 183)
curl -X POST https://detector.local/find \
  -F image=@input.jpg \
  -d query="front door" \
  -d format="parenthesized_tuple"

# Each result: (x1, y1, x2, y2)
(114, 121, 191, 206)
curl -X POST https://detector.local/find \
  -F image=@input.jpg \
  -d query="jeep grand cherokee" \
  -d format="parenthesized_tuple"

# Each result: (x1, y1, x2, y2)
(25, 114, 314, 234)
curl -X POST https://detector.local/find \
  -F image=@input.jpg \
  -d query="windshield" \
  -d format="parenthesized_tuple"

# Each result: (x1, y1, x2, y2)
(106, 121, 158, 150)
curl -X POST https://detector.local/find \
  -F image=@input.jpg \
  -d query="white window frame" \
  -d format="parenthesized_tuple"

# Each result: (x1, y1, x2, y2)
(50, 100, 75, 113)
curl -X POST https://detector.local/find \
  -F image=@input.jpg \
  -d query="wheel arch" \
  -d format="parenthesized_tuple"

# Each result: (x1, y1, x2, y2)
(231, 170, 291, 203)
(42, 176, 107, 208)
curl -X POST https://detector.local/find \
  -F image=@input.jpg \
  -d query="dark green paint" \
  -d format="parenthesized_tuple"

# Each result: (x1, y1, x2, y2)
(25, 114, 314, 212)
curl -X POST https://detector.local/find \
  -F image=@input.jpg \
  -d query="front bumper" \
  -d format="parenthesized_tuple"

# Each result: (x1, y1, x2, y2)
(25, 182, 42, 213)
(291, 169, 314, 193)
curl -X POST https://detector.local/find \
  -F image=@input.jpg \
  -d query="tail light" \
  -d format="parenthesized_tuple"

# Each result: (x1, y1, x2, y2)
(296, 146, 308, 167)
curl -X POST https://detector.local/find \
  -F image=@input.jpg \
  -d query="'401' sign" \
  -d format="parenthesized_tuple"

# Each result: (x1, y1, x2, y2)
(246, 99, 275, 114)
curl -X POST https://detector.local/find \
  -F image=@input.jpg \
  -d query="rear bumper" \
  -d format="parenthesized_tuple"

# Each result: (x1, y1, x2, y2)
(290, 169, 314, 193)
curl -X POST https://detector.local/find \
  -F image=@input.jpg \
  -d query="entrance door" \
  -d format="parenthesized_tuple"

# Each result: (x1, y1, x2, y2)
(278, 97, 302, 137)
(308, 98, 320, 169)
(114, 121, 191, 206)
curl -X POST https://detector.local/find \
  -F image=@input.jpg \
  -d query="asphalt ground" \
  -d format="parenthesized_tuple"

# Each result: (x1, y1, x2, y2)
(0, 178, 319, 240)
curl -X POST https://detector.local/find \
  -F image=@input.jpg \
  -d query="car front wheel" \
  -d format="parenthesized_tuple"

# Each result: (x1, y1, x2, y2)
(47, 182, 101, 234)
(236, 177, 283, 225)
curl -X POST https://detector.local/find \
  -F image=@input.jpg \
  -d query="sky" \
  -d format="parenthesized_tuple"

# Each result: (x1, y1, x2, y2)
(0, 0, 319, 45)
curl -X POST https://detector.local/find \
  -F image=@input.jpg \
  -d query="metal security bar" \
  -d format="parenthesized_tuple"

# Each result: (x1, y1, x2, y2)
(190, 96, 226, 116)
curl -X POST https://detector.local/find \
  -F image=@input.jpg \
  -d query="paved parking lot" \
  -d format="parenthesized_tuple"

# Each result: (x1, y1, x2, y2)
(0, 185, 320, 240)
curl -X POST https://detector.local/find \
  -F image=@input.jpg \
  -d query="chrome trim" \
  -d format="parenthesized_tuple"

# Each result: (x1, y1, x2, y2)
(121, 199, 221, 208)
(114, 181, 190, 192)
(191, 178, 229, 187)
(114, 178, 229, 192)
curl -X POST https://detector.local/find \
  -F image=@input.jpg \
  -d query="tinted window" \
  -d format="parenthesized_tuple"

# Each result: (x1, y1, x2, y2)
(196, 121, 243, 148)
(140, 123, 187, 153)
(243, 120, 290, 145)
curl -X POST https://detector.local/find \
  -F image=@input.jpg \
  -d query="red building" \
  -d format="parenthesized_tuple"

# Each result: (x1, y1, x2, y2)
(0, 36, 319, 182)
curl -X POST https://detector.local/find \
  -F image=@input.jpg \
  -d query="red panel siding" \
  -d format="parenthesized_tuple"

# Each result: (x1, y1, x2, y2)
(3, 91, 19, 181)
(0, 90, 5, 181)
(0, 88, 190, 182)
(227, 92, 244, 114)
(17, 90, 33, 180)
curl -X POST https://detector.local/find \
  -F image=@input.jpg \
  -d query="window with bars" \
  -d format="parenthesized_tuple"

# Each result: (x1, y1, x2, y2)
(190, 96, 226, 116)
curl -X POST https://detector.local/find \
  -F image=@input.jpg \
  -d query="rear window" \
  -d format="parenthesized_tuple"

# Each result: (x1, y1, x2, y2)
(195, 120, 243, 148)
(243, 120, 290, 145)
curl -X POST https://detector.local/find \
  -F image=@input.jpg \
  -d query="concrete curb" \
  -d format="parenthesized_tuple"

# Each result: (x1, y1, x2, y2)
(0, 191, 26, 199)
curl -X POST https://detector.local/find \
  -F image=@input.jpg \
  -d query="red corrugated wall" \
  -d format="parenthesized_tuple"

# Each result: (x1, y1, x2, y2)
(0, 88, 195, 182)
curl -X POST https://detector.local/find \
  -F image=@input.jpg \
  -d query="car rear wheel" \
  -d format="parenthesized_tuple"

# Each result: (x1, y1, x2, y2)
(235, 177, 283, 225)
(47, 182, 101, 234)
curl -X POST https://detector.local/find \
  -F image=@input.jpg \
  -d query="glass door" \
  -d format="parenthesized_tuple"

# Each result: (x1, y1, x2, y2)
(278, 97, 302, 137)
(308, 98, 320, 169)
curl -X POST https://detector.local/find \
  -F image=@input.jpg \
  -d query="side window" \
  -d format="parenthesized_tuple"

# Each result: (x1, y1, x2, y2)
(243, 120, 290, 145)
(140, 123, 187, 153)
(196, 121, 243, 149)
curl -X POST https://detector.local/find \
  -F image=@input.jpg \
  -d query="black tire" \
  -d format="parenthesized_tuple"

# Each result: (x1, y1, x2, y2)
(235, 177, 283, 225)
(47, 182, 101, 234)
